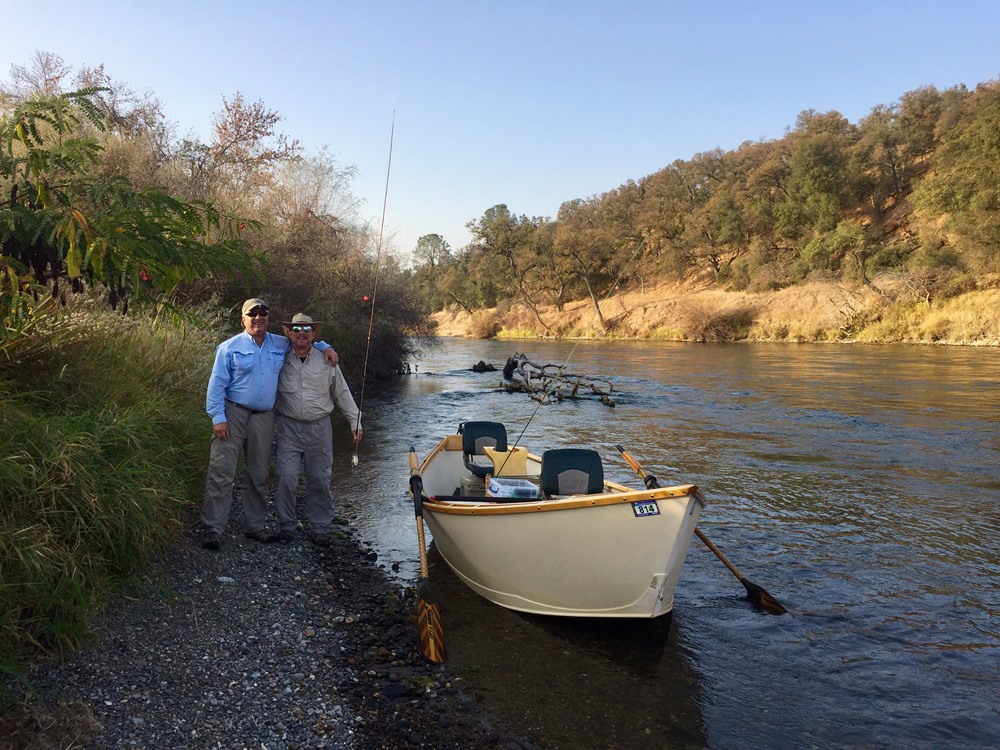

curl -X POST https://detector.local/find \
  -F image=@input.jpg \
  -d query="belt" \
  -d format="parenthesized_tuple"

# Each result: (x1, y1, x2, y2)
(278, 412, 331, 424)
(225, 399, 272, 415)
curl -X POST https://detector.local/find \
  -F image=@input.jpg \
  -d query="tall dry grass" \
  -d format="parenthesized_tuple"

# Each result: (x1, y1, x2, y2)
(0, 308, 216, 693)
(856, 288, 1000, 344)
(432, 281, 1000, 345)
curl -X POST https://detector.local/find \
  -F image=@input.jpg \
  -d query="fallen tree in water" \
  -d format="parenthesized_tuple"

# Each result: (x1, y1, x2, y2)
(501, 353, 616, 406)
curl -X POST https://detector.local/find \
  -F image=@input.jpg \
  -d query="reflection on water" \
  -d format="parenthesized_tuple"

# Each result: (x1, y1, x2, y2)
(428, 544, 706, 749)
(335, 339, 1000, 749)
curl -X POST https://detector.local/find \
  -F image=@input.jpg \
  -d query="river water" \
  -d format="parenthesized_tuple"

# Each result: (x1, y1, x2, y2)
(331, 338, 1000, 750)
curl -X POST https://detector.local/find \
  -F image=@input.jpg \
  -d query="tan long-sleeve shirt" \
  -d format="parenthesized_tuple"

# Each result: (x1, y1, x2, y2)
(276, 348, 362, 429)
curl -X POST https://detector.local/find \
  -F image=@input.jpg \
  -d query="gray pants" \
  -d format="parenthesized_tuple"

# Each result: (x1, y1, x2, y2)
(201, 402, 275, 534)
(275, 415, 334, 534)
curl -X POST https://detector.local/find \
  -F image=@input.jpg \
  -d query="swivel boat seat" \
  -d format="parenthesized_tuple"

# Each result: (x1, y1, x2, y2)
(460, 421, 508, 478)
(540, 448, 605, 497)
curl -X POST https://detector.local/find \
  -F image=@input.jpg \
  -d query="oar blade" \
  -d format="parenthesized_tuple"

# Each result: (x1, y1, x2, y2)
(409, 459, 446, 662)
(417, 591, 446, 663)
(740, 577, 788, 615)
(619, 444, 789, 616)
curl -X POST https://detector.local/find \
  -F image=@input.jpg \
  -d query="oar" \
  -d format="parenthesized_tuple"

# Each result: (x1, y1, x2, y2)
(616, 445, 787, 615)
(408, 448, 447, 662)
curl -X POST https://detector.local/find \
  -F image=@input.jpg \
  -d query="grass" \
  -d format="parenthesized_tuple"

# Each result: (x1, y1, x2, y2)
(857, 288, 1000, 344)
(0, 306, 217, 699)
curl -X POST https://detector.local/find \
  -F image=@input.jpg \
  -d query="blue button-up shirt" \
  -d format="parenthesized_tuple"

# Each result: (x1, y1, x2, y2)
(206, 331, 330, 424)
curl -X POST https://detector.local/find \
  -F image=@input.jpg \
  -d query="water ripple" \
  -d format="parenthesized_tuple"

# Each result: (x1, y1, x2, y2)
(345, 340, 1000, 749)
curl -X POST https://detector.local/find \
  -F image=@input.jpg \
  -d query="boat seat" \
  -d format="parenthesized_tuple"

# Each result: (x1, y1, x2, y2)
(540, 448, 605, 497)
(461, 421, 508, 478)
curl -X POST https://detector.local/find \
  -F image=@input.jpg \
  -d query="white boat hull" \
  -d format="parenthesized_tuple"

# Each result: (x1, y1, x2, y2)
(412, 436, 703, 618)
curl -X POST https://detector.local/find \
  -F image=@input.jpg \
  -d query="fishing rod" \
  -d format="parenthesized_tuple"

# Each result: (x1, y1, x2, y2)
(353, 111, 395, 466)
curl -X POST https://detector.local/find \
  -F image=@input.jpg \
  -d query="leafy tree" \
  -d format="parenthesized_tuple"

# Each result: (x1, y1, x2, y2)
(592, 180, 647, 291)
(553, 197, 618, 328)
(855, 104, 905, 212)
(911, 81, 1000, 274)
(205, 93, 300, 214)
(778, 111, 860, 241)
(1, 89, 254, 341)
(688, 188, 751, 278)
(802, 220, 866, 278)
(413, 233, 451, 267)
(419, 248, 500, 314)
(2, 50, 71, 100)
(410, 234, 453, 312)
(467, 205, 552, 331)
(636, 160, 703, 278)
(852, 88, 948, 212)
(231, 147, 428, 380)
(438, 257, 476, 313)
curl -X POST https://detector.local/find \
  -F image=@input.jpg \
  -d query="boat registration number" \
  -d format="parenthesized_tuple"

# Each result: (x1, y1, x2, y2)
(631, 500, 660, 517)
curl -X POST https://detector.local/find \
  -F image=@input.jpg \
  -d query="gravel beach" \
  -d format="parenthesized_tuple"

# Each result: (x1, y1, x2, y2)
(1, 503, 537, 750)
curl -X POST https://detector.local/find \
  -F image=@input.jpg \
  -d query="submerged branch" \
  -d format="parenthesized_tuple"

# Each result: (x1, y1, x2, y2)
(501, 352, 616, 406)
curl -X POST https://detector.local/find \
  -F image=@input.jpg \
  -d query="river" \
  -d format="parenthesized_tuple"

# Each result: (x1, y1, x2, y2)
(330, 338, 1000, 750)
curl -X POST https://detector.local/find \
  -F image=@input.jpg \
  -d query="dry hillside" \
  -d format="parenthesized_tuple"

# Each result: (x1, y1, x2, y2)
(431, 280, 1000, 346)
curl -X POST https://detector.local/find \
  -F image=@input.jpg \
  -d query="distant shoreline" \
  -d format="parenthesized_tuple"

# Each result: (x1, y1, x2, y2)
(431, 280, 1000, 347)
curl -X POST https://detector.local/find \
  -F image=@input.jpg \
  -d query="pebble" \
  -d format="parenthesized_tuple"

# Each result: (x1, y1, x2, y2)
(4, 503, 539, 750)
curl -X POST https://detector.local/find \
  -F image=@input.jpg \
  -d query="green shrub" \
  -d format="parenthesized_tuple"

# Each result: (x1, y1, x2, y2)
(0, 308, 213, 683)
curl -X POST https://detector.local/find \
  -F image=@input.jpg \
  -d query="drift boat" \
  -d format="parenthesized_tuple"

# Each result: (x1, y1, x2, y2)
(407, 421, 704, 618)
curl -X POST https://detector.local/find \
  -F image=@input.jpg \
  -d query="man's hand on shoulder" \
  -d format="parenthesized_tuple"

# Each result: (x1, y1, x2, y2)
(323, 348, 339, 367)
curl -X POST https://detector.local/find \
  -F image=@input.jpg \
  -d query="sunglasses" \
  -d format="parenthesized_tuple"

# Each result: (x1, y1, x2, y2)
(246, 308, 269, 318)
(290, 325, 314, 332)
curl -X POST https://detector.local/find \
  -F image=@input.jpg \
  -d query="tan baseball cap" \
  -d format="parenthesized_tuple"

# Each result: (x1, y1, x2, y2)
(241, 298, 268, 316)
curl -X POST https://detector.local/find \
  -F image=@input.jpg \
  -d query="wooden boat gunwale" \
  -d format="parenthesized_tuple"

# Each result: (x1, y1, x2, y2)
(420, 433, 701, 516)
(425, 484, 700, 515)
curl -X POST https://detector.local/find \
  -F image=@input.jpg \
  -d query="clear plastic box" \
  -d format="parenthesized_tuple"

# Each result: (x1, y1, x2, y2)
(486, 477, 540, 499)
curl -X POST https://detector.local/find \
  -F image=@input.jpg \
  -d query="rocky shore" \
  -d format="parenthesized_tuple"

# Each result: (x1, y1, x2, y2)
(1, 506, 536, 750)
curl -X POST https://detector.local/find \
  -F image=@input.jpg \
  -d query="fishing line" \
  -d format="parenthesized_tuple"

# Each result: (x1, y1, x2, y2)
(497, 237, 648, 473)
(352, 111, 395, 466)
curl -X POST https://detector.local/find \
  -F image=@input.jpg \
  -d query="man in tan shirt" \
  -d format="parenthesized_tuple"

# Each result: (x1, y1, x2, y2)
(274, 313, 363, 546)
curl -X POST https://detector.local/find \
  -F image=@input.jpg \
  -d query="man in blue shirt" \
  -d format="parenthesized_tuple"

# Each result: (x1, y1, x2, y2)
(201, 298, 338, 550)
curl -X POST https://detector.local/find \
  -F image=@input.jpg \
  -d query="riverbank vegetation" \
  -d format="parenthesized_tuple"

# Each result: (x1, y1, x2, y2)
(430, 278, 1000, 345)
(0, 52, 428, 689)
(1, 52, 430, 383)
(413, 79, 1000, 345)
(0, 311, 213, 688)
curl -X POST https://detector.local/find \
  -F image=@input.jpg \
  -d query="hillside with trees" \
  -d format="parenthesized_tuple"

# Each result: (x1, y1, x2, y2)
(410, 80, 1000, 344)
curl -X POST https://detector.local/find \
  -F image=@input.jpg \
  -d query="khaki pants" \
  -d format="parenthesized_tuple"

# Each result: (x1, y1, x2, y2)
(274, 415, 334, 534)
(201, 402, 275, 534)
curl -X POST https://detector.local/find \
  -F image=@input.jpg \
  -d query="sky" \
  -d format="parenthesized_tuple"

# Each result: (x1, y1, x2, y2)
(4, 1, 999, 263)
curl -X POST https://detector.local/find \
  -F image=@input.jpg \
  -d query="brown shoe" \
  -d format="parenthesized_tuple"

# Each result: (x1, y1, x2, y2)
(244, 529, 280, 543)
(202, 532, 221, 551)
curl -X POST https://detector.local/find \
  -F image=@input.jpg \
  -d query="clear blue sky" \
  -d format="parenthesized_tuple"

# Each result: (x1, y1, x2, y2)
(4, 1, 999, 262)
